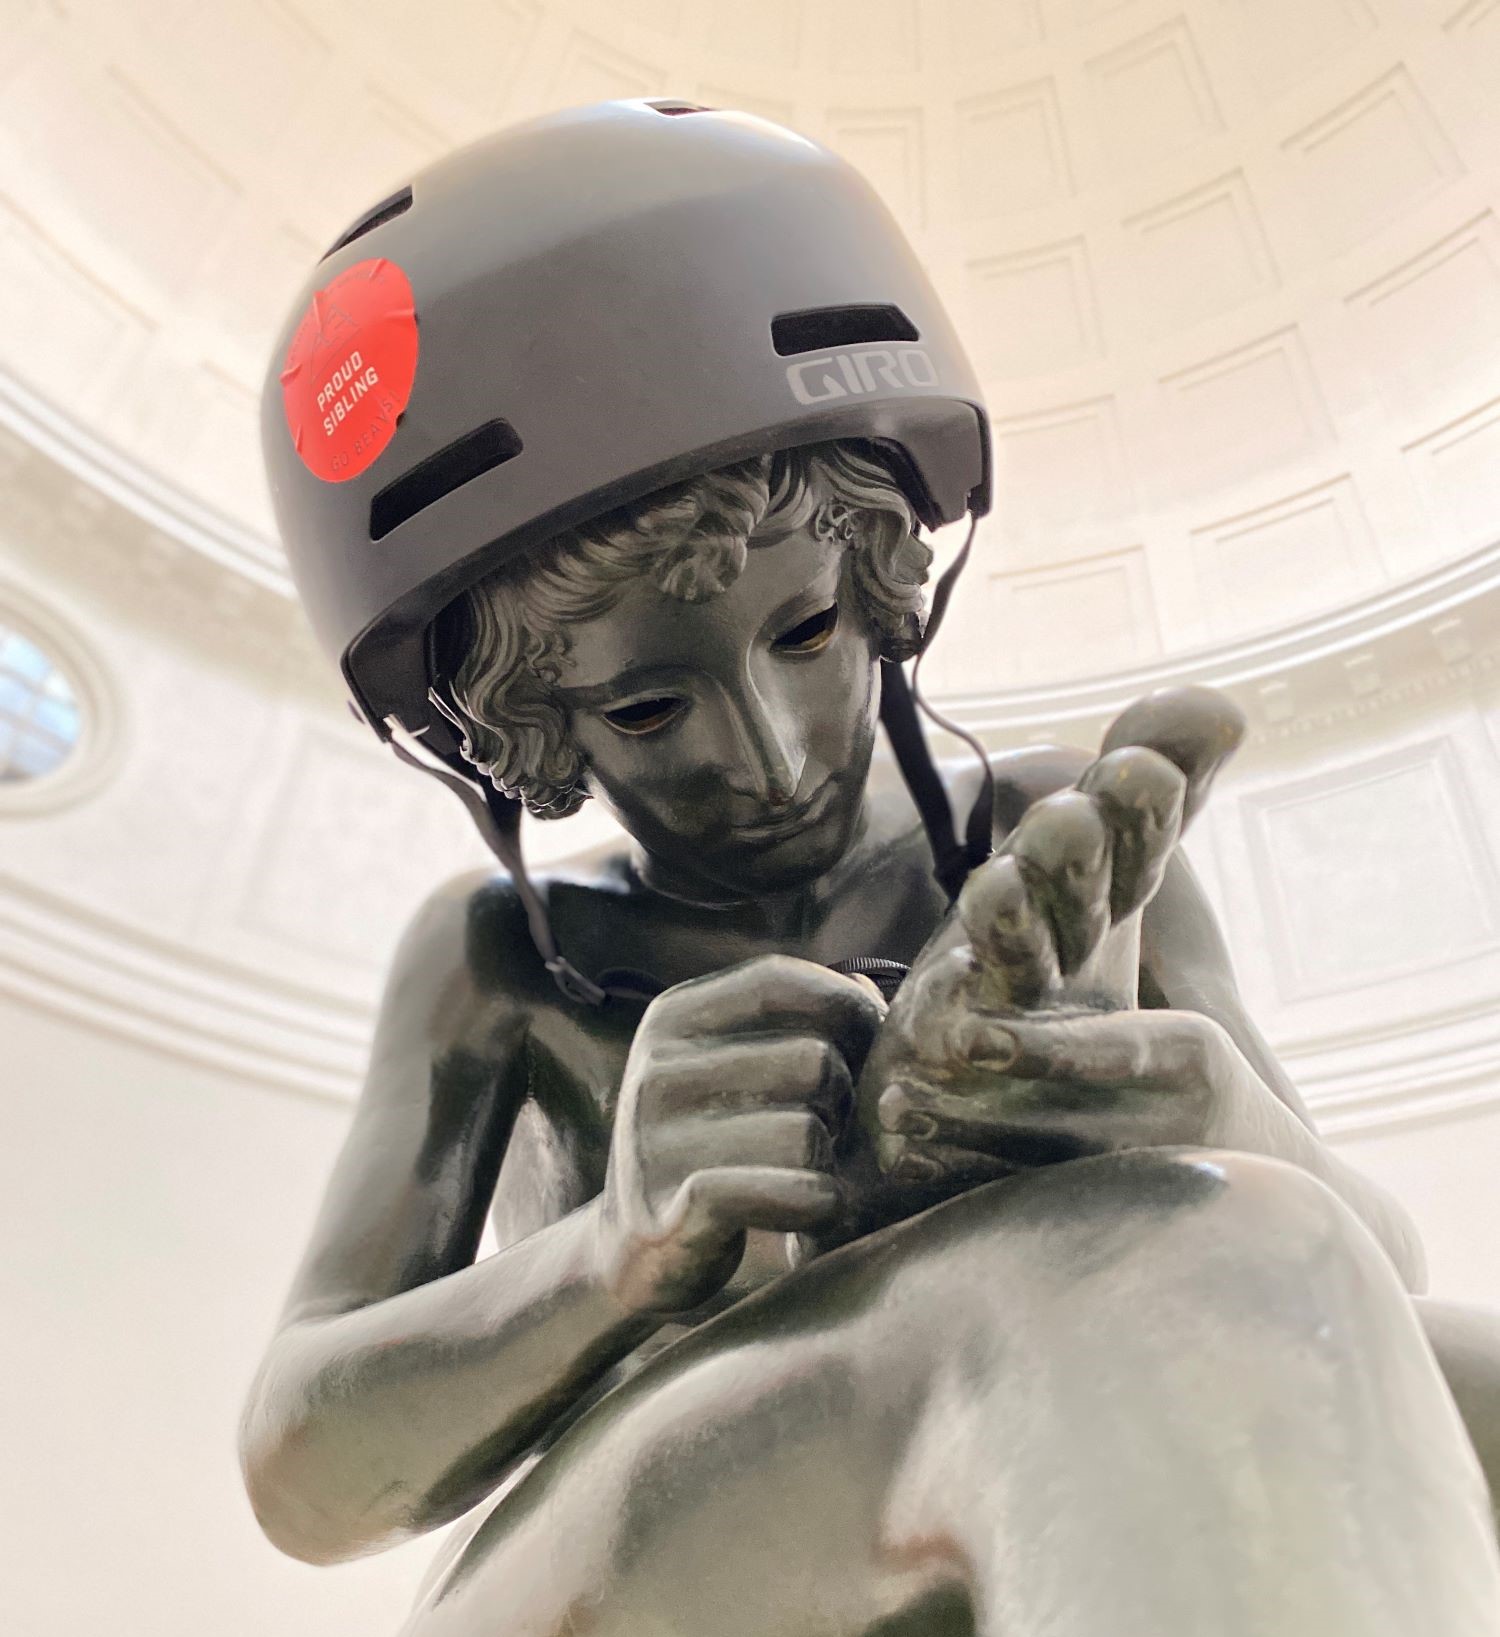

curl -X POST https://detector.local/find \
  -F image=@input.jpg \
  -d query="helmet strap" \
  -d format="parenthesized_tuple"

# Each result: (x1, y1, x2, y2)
(384, 716, 631, 1006)
(879, 511, 994, 899)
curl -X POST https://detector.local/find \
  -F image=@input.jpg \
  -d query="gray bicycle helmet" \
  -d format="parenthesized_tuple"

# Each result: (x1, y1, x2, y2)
(263, 97, 993, 1000)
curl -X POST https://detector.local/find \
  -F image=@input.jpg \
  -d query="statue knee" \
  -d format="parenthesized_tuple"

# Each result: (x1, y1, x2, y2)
(1137, 1147, 1385, 1285)
(910, 1148, 1385, 1324)
(1053, 1148, 1376, 1284)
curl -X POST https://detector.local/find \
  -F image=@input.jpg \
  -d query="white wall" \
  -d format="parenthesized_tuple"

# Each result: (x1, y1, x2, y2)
(0, 990, 438, 1637)
(1342, 1106, 1500, 1310)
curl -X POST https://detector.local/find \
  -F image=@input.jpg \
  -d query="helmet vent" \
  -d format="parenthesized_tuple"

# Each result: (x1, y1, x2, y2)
(370, 419, 524, 541)
(772, 305, 920, 356)
(646, 99, 714, 115)
(323, 186, 414, 260)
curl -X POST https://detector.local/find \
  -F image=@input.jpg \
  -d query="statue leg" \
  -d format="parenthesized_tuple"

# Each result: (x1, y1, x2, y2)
(898, 1149, 1500, 1636)
(407, 1149, 1500, 1637)
(1420, 1297, 1500, 1534)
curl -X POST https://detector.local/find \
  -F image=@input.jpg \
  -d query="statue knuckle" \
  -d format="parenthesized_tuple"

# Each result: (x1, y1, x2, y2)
(674, 1169, 722, 1227)
(787, 1112, 832, 1168)
(846, 986, 888, 1041)
(825, 1043, 855, 1093)
(1106, 744, 1185, 804)
(639, 982, 687, 1035)
(796, 1034, 839, 1087)
(877, 1081, 915, 1131)
(640, 1055, 689, 1110)
(748, 952, 817, 994)
(1178, 1013, 1231, 1080)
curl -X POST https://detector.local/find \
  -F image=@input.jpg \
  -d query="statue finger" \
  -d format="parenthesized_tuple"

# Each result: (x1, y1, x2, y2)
(956, 854, 1059, 1010)
(978, 1010, 1229, 1093)
(651, 1109, 838, 1179)
(881, 1073, 1169, 1159)
(667, 1165, 844, 1244)
(1076, 746, 1186, 921)
(647, 1035, 853, 1127)
(1099, 685, 1245, 830)
(1006, 790, 1111, 976)
(651, 955, 884, 1068)
(878, 1081, 1021, 1158)
(877, 1131, 1015, 1186)
(877, 1080, 1113, 1172)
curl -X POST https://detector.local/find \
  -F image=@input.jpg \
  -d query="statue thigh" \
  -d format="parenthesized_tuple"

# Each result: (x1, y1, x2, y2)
(406, 1150, 1500, 1637)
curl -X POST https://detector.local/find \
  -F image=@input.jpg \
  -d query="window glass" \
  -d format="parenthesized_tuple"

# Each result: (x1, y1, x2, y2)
(0, 625, 82, 783)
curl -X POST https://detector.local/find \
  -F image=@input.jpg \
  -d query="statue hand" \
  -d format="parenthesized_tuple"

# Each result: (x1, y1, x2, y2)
(595, 955, 883, 1314)
(872, 1006, 1276, 1184)
(851, 686, 1247, 1210)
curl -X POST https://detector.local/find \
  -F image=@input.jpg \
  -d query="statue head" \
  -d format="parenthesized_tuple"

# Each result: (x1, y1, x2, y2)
(434, 441, 932, 896)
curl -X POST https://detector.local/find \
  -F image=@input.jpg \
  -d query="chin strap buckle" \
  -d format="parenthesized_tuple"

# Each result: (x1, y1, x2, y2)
(544, 957, 610, 1008)
(383, 714, 616, 1007)
(878, 509, 995, 902)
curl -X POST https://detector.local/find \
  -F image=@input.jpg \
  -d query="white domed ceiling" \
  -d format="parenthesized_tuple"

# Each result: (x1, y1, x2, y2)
(4, 0, 1500, 696)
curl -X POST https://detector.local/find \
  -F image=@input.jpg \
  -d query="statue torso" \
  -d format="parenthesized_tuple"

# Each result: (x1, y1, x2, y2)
(481, 779, 952, 1259)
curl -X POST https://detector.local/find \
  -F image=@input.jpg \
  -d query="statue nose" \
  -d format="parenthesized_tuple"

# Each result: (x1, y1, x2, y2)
(725, 694, 805, 807)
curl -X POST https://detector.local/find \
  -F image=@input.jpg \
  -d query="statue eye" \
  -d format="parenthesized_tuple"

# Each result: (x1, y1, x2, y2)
(602, 697, 684, 735)
(774, 602, 839, 654)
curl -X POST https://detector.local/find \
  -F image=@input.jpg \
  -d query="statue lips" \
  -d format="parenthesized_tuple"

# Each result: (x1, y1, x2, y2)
(729, 781, 837, 843)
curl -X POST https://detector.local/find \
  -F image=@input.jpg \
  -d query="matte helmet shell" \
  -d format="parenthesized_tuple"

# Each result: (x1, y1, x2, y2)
(262, 98, 990, 746)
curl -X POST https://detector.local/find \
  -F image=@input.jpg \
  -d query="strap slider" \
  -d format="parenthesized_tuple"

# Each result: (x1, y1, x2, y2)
(545, 958, 609, 1008)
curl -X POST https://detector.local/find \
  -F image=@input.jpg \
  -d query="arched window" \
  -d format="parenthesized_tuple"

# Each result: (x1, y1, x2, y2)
(0, 625, 82, 782)
(0, 587, 119, 815)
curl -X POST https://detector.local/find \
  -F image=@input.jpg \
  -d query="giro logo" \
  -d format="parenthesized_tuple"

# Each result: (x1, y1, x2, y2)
(785, 345, 938, 405)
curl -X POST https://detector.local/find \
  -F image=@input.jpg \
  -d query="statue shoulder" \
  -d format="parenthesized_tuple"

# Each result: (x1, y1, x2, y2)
(939, 743, 1093, 839)
(400, 848, 639, 1006)
(378, 866, 549, 1027)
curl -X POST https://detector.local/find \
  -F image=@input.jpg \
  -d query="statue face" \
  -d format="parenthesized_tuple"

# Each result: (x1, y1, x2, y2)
(555, 524, 880, 898)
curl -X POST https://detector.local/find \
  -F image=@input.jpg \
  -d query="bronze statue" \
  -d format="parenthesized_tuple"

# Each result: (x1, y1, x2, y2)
(243, 103, 1500, 1635)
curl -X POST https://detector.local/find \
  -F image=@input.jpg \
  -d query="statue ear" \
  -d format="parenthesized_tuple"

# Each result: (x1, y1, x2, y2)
(879, 611, 925, 663)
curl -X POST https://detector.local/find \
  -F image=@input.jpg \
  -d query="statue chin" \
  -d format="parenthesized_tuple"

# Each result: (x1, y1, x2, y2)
(603, 759, 873, 904)
(687, 796, 866, 900)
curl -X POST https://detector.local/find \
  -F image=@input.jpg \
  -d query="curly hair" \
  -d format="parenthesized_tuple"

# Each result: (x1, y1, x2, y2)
(435, 440, 932, 817)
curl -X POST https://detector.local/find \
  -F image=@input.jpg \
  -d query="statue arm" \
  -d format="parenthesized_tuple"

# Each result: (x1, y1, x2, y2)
(915, 737, 1426, 1290)
(1140, 851, 1428, 1292)
(238, 875, 655, 1565)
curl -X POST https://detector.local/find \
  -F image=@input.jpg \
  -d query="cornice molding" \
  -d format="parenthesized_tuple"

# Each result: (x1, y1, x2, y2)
(3, 374, 1499, 1139)
(5, 869, 1500, 1137)
(935, 539, 1500, 742)
(0, 365, 290, 596)
(0, 406, 332, 702)
(4, 364, 1500, 752)
(1288, 995, 1500, 1140)
(5, 364, 1500, 688)
(0, 874, 372, 1105)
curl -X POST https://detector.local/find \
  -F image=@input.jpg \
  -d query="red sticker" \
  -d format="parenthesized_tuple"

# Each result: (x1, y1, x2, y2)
(280, 257, 419, 483)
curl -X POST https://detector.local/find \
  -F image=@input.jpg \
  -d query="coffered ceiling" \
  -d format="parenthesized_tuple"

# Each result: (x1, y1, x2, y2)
(5, 0, 1500, 690)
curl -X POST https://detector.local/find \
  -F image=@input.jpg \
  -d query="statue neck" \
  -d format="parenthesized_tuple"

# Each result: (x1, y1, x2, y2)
(629, 801, 874, 937)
